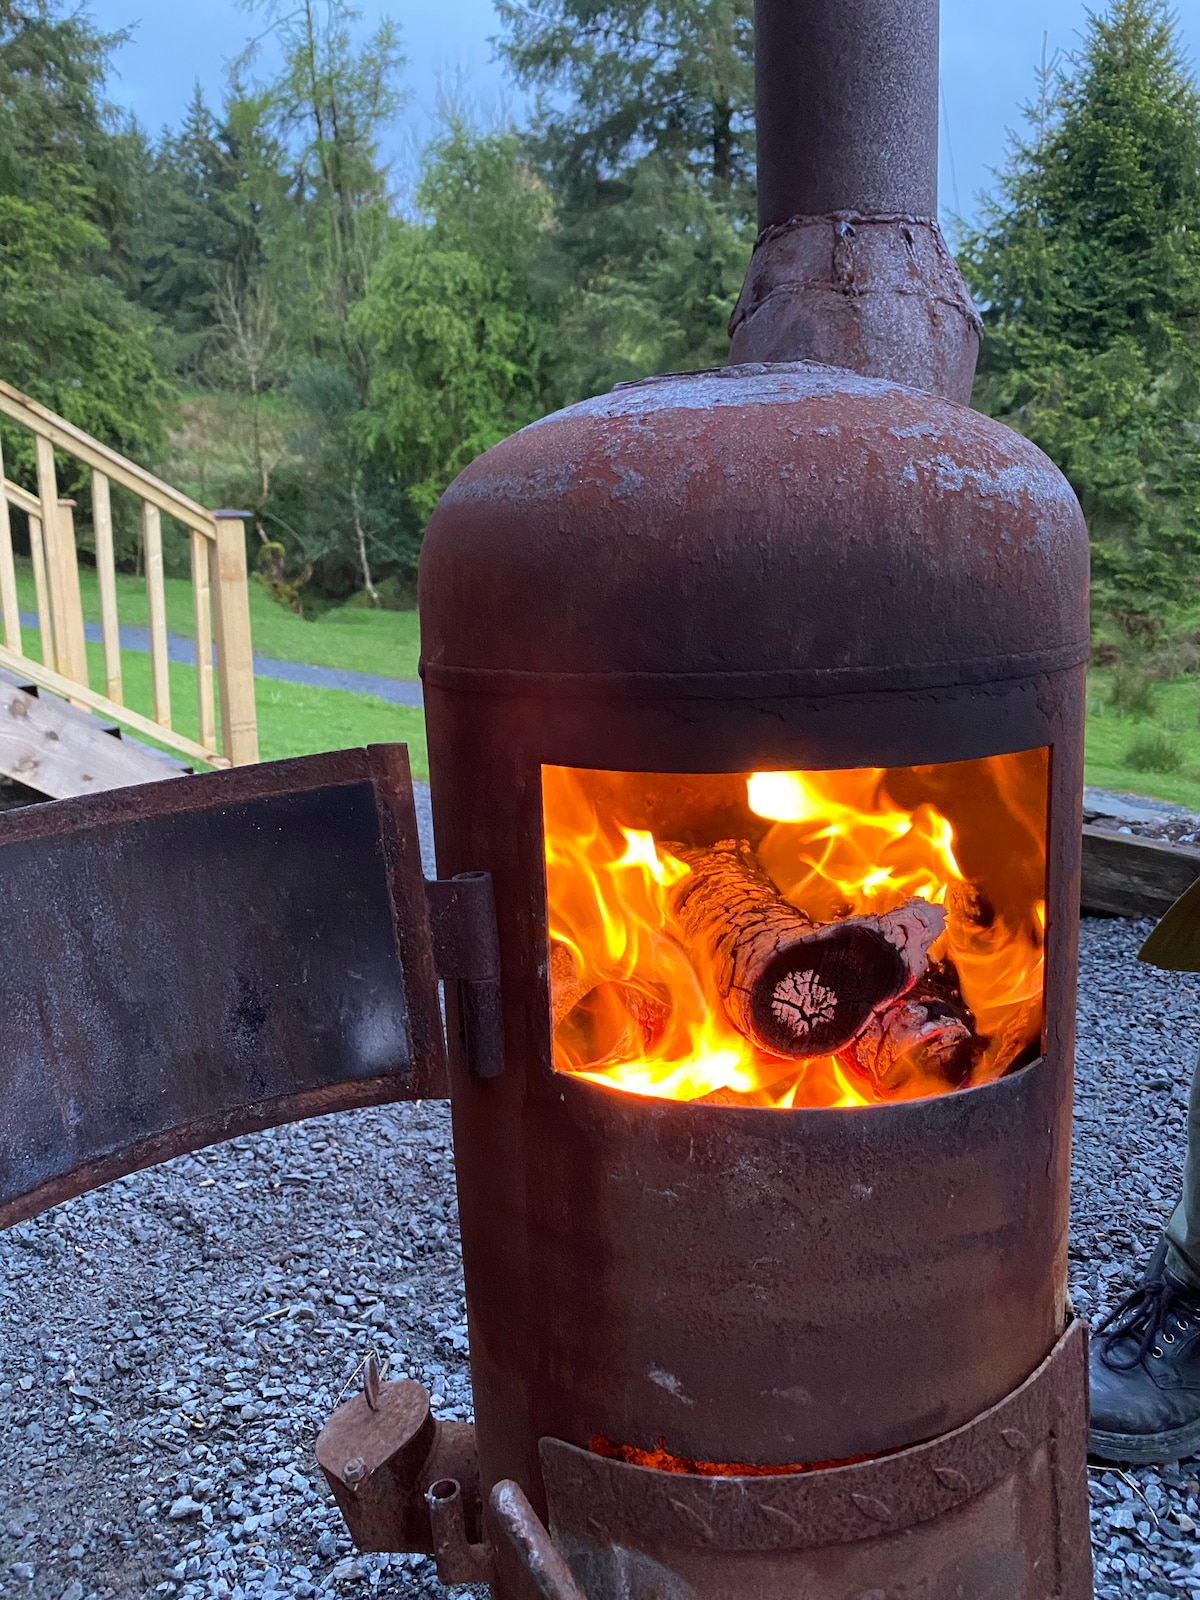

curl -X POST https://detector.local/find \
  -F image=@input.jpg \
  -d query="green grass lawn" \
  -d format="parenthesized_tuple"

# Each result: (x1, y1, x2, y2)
(9, 554, 427, 776)
(11, 557, 421, 678)
(1084, 672, 1200, 811)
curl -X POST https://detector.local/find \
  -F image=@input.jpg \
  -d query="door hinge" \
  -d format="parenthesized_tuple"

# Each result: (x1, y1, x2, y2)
(424, 873, 504, 1080)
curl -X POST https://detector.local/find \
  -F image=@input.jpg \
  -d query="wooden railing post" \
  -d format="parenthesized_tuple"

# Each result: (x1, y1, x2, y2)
(209, 512, 258, 765)
(0, 432, 20, 653)
(141, 501, 171, 728)
(55, 498, 88, 691)
(190, 529, 216, 753)
(34, 435, 62, 674)
(26, 512, 52, 668)
(91, 470, 122, 704)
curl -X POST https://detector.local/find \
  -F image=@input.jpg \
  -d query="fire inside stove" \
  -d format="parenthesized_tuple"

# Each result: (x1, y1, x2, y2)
(543, 752, 1048, 1108)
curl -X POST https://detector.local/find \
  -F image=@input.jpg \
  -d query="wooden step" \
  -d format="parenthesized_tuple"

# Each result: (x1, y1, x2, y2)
(1081, 824, 1200, 920)
(0, 670, 188, 800)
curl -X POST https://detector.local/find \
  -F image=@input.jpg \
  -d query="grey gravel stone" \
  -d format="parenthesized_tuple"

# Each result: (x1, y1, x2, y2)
(0, 1099, 479, 1598)
(1074, 917, 1200, 1596)
(3, 913, 1200, 1596)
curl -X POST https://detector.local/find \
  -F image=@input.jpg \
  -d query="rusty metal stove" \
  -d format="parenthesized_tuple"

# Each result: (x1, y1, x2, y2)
(318, 0, 1094, 1594)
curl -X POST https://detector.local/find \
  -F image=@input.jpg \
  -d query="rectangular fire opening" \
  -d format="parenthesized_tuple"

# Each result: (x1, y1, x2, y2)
(544, 752, 1048, 1108)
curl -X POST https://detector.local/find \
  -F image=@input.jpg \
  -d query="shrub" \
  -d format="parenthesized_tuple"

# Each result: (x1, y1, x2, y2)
(1124, 729, 1183, 773)
(1109, 665, 1159, 718)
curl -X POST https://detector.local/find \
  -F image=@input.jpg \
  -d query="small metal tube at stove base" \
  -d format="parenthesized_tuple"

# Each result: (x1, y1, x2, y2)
(425, 1477, 494, 1586)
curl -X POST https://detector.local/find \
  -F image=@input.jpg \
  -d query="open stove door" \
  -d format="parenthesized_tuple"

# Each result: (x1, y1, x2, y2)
(0, 746, 498, 1231)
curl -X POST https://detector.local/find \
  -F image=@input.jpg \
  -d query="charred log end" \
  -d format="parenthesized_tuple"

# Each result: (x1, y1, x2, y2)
(554, 981, 671, 1068)
(750, 925, 909, 1058)
(843, 980, 977, 1095)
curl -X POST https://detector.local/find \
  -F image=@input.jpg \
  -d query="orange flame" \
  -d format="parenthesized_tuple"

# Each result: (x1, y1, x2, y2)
(543, 755, 1047, 1109)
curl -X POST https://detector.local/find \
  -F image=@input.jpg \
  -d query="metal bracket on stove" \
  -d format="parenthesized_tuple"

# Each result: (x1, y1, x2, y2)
(424, 872, 505, 1080)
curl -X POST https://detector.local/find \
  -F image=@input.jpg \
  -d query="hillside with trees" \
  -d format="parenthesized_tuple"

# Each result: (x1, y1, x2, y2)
(2, 0, 1200, 660)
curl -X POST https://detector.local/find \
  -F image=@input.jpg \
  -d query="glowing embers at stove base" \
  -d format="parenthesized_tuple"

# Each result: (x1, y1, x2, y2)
(590, 1436, 876, 1478)
(543, 754, 1048, 1108)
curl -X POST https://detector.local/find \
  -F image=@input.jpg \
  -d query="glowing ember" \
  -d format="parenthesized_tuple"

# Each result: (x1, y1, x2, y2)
(543, 755, 1048, 1108)
(589, 1435, 872, 1477)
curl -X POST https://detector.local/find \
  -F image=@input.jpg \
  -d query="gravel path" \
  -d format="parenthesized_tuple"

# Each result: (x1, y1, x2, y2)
(1085, 788, 1200, 848)
(3, 914, 1200, 1599)
(15, 614, 425, 709)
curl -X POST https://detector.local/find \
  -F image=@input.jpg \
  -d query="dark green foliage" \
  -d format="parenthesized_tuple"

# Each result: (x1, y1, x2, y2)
(266, 361, 417, 601)
(131, 90, 287, 381)
(499, 0, 754, 191)
(548, 155, 748, 393)
(0, 1, 165, 474)
(959, 0, 1200, 620)
(498, 0, 754, 392)
(355, 126, 559, 518)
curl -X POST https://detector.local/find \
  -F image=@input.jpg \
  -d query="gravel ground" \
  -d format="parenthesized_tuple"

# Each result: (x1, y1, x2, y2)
(1074, 916, 1200, 1597)
(3, 912, 1200, 1599)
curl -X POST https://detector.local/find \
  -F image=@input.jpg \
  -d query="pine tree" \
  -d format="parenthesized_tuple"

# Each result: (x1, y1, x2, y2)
(133, 88, 288, 379)
(959, 0, 1200, 623)
(0, 1, 164, 465)
(497, 0, 754, 393)
(498, 0, 755, 199)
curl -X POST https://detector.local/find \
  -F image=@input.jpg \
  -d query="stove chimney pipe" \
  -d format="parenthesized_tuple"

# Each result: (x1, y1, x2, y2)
(753, 0, 938, 225)
(730, 0, 981, 401)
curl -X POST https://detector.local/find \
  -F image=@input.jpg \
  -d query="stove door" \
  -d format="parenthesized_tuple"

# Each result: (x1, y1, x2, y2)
(0, 745, 451, 1229)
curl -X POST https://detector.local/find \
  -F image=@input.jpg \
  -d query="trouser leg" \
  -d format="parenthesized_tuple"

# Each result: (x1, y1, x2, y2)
(1164, 1045, 1200, 1291)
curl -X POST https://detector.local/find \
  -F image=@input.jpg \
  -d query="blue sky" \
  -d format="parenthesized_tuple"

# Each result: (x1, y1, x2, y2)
(86, 0, 1199, 226)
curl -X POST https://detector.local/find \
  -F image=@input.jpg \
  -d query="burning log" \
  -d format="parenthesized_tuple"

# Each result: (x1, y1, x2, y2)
(551, 939, 670, 1064)
(667, 840, 944, 1059)
(842, 967, 976, 1093)
(550, 940, 590, 1028)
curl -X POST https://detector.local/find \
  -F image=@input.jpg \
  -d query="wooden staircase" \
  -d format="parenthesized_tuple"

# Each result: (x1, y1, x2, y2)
(0, 381, 258, 800)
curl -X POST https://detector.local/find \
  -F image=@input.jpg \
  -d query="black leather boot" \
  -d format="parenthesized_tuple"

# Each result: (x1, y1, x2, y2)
(1089, 1247, 1200, 1464)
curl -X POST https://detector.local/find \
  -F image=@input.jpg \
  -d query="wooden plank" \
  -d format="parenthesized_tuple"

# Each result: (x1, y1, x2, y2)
(0, 437, 20, 653)
(190, 527, 216, 751)
(0, 379, 216, 539)
(34, 435, 64, 675)
(142, 500, 171, 728)
(4, 477, 39, 518)
(0, 644, 225, 766)
(210, 514, 259, 764)
(54, 498, 89, 690)
(92, 470, 122, 704)
(0, 675, 184, 799)
(26, 512, 53, 668)
(1081, 824, 1200, 920)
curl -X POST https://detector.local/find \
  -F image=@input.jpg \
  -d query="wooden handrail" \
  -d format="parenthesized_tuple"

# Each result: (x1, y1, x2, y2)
(0, 381, 258, 775)
(0, 381, 216, 540)
(4, 477, 38, 517)
(0, 645, 228, 766)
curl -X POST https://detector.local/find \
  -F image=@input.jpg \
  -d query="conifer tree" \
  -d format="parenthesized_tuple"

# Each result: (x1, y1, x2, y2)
(497, 0, 754, 392)
(959, 0, 1200, 622)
